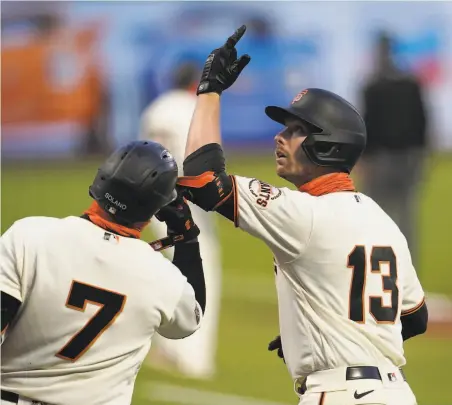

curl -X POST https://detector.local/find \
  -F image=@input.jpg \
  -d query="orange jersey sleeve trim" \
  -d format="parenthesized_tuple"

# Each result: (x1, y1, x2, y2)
(401, 297, 425, 316)
(231, 175, 239, 227)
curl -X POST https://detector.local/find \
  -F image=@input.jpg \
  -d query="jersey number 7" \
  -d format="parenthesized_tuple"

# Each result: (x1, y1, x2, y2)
(348, 246, 399, 324)
(56, 281, 127, 362)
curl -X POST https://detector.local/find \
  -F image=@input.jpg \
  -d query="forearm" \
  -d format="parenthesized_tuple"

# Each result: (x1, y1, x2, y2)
(172, 241, 206, 313)
(185, 93, 222, 158)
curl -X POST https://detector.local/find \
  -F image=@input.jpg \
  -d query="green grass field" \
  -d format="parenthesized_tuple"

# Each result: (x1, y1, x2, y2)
(2, 153, 452, 405)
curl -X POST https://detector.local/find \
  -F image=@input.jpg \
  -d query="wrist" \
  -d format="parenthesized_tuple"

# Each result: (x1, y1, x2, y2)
(197, 81, 223, 96)
(198, 93, 221, 100)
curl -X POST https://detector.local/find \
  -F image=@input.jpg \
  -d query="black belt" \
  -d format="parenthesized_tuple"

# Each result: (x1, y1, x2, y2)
(296, 366, 406, 395)
(1, 390, 19, 404)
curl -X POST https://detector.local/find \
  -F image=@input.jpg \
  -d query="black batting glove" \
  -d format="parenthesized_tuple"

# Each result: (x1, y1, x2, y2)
(197, 25, 251, 96)
(268, 335, 285, 363)
(154, 191, 200, 244)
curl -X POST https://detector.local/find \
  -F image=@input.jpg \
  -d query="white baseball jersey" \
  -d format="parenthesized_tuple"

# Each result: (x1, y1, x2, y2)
(0, 216, 202, 405)
(233, 176, 424, 381)
(139, 90, 197, 176)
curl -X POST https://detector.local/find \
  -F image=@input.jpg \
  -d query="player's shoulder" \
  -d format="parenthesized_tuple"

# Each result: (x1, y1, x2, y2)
(359, 193, 409, 233)
(4, 216, 61, 235)
(1, 216, 63, 251)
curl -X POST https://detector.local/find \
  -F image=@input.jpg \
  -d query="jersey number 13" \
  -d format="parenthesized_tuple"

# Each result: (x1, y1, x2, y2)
(348, 246, 399, 324)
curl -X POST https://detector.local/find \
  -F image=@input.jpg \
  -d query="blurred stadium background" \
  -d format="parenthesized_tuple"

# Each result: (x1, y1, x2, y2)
(2, 1, 452, 405)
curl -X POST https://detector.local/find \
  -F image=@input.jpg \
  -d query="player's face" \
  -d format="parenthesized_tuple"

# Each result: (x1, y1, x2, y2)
(274, 119, 310, 185)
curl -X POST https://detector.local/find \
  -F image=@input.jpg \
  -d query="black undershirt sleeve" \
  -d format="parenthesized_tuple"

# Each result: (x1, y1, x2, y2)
(215, 196, 234, 222)
(1, 291, 21, 335)
(172, 242, 206, 314)
(401, 301, 428, 341)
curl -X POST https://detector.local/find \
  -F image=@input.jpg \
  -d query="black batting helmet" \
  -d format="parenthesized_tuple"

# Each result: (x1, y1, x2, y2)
(89, 141, 178, 225)
(265, 88, 366, 172)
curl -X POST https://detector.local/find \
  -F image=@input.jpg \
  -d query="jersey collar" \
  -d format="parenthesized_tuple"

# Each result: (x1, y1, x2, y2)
(298, 172, 356, 196)
(82, 201, 148, 239)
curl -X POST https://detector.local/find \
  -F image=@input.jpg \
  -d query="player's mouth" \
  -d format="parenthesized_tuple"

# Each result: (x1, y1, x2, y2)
(275, 150, 287, 163)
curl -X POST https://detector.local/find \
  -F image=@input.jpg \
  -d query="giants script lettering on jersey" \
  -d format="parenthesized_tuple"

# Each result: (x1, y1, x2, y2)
(104, 193, 127, 210)
(248, 179, 282, 208)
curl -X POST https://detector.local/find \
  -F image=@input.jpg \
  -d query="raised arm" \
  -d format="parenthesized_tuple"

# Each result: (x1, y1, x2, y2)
(178, 27, 313, 263)
(184, 94, 221, 158)
(184, 25, 250, 158)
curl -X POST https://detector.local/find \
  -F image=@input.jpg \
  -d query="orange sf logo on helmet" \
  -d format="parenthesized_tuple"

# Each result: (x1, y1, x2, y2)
(292, 89, 309, 104)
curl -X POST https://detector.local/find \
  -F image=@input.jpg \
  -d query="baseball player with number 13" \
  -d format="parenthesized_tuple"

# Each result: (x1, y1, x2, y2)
(177, 25, 428, 405)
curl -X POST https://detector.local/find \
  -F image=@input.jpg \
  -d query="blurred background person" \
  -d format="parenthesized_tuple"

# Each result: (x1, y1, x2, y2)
(360, 31, 429, 273)
(138, 61, 222, 380)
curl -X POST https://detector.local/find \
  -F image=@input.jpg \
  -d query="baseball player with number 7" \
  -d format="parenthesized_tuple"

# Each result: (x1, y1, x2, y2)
(177, 25, 428, 405)
(1, 141, 206, 405)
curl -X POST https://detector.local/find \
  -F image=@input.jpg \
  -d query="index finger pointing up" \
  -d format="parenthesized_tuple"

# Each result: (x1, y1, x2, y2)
(225, 25, 247, 49)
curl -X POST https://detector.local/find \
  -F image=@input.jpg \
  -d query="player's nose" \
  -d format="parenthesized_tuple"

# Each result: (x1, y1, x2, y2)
(274, 131, 284, 144)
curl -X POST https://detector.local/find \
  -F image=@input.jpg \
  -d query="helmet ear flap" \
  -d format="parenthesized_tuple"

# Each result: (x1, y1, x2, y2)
(302, 137, 352, 172)
(301, 136, 319, 165)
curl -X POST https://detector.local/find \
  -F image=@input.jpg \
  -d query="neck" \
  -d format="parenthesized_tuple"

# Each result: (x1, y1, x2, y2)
(83, 201, 148, 239)
(299, 172, 356, 196)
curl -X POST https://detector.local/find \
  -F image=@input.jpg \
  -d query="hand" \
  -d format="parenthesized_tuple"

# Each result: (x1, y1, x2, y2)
(154, 190, 200, 244)
(197, 25, 251, 96)
(268, 335, 285, 363)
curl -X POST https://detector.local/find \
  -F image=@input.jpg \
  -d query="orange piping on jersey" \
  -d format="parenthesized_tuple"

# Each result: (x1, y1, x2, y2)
(177, 171, 216, 188)
(299, 172, 356, 196)
(347, 245, 367, 324)
(231, 175, 239, 227)
(401, 297, 425, 316)
(83, 201, 149, 239)
(56, 280, 127, 362)
(1, 324, 9, 335)
(57, 298, 127, 362)
(369, 246, 398, 325)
